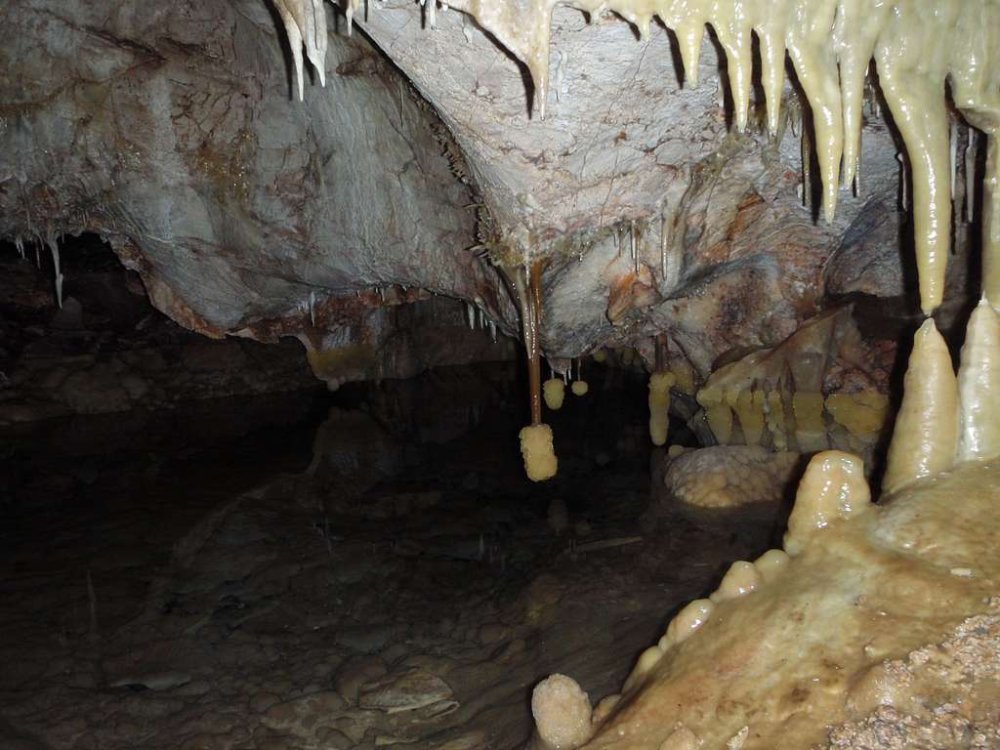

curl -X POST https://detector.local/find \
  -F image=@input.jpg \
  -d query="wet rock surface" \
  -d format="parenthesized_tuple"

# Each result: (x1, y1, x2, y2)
(0, 364, 780, 750)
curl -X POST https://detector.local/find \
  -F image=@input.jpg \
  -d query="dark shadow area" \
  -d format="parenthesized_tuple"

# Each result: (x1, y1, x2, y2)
(0, 342, 776, 749)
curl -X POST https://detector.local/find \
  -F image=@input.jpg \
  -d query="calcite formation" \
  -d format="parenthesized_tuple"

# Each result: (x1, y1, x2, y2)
(0, 0, 938, 393)
(274, 0, 1000, 312)
(5, 1, 1000, 743)
(531, 297, 1000, 749)
(257, 0, 999, 481)
(692, 307, 891, 458)
(660, 445, 801, 510)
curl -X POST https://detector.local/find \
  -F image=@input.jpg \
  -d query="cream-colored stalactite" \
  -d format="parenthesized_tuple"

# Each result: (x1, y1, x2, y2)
(874, 10, 954, 314)
(648, 371, 675, 446)
(833, 0, 889, 192)
(947, 3, 1000, 308)
(746, 390, 767, 445)
(271, 0, 328, 100)
(785, 0, 843, 221)
(956, 297, 1000, 463)
(271, 0, 1000, 317)
(464, 1, 997, 312)
(882, 318, 959, 495)
(751, 0, 789, 136)
(266, 0, 1000, 316)
(791, 391, 826, 452)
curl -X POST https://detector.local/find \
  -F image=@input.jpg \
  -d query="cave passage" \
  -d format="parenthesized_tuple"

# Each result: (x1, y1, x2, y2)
(0, 323, 783, 749)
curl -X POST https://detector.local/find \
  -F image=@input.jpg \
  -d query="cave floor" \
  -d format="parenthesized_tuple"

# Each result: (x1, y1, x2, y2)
(0, 366, 783, 750)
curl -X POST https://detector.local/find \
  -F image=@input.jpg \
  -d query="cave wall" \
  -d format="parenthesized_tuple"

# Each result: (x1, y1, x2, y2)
(0, 0, 511, 352)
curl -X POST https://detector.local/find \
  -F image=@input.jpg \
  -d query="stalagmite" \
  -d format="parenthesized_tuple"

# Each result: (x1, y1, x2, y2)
(784, 450, 870, 556)
(752, 548, 790, 582)
(985, 135, 1000, 307)
(956, 297, 1000, 463)
(530, 674, 593, 750)
(621, 646, 664, 694)
(658, 599, 713, 652)
(882, 318, 958, 495)
(658, 727, 700, 750)
(648, 371, 674, 446)
(709, 560, 760, 603)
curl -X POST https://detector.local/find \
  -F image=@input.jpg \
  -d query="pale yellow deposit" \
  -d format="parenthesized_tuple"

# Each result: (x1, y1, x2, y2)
(538, 455, 1000, 749)
(882, 318, 958, 494)
(647, 371, 674, 446)
(543, 377, 566, 411)
(519, 423, 558, 482)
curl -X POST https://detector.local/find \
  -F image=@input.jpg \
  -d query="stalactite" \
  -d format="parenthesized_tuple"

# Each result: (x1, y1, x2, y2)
(513, 260, 557, 481)
(46, 235, 63, 309)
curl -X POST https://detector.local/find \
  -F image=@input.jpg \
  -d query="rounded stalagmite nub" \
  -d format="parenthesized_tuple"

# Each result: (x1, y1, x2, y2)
(784, 451, 871, 556)
(710, 560, 761, 603)
(531, 674, 593, 750)
(658, 598, 714, 651)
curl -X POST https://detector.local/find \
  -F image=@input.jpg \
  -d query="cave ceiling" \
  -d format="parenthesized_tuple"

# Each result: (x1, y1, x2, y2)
(0, 0, 996, 387)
